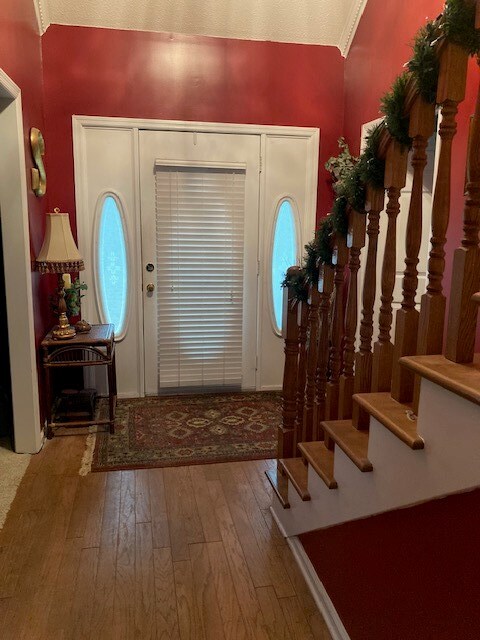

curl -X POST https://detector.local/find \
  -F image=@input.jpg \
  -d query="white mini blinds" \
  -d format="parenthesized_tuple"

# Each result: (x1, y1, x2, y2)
(154, 164, 246, 391)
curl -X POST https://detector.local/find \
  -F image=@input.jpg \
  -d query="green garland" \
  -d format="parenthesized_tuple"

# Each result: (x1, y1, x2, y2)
(316, 216, 334, 266)
(357, 123, 386, 190)
(380, 72, 412, 148)
(331, 196, 349, 238)
(407, 21, 440, 104)
(281, 267, 308, 302)
(303, 239, 320, 285)
(443, 0, 480, 55)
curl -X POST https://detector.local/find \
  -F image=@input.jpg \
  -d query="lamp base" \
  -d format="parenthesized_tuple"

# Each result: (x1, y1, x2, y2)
(52, 311, 76, 340)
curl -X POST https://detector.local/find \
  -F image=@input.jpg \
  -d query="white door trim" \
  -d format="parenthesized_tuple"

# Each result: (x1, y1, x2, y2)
(0, 68, 42, 453)
(73, 116, 319, 394)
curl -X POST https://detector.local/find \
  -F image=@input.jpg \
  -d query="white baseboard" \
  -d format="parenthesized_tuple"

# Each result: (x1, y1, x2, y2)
(270, 506, 350, 640)
(287, 536, 351, 640)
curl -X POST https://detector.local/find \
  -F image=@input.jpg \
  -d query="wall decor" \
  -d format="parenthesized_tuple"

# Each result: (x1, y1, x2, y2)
(30, 127, 46, 197)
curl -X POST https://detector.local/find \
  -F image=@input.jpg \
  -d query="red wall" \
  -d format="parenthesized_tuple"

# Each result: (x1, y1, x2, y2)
(41, 25, 345, 232)
(344, 0, 480, 349)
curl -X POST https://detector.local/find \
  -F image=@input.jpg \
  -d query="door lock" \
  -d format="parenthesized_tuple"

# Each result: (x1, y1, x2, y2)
(146, 263, 155, 272)
(146, 283, 155, 293)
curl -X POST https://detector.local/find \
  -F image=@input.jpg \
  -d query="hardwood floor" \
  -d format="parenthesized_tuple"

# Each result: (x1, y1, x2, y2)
(0, 436, 331, 639)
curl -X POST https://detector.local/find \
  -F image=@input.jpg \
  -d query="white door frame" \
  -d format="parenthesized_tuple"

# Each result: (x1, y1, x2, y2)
(73, 116, 319, 394)
(0, 68, 42, 453)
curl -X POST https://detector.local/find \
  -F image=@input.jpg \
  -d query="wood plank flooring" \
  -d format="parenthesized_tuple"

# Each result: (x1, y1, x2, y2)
(0, 436, 331, 640)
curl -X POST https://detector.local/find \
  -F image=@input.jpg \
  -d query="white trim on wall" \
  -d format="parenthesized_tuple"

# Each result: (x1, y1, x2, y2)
(0, 68, 43, 453)
(33, 0, 51, 35)
(338, 0, 368, 57)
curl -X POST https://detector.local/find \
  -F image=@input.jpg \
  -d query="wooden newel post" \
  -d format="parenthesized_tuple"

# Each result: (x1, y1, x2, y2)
(352, 186, 385, 428)
(295, 297, 309, 453)
(303, 285, 321, 442)
(372, 139, 408, 392)
(445, 77, 480, 363)
(339, 209, 367, 419)
(314, 263, 335, 439)
(416, 42, 468, 358)
(325, 234, 348, 420)
(391, 95, 436, 403)
(278, 266, 301, 461)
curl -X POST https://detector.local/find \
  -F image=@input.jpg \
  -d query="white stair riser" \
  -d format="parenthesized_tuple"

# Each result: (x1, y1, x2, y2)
(274, 379, 480, 536)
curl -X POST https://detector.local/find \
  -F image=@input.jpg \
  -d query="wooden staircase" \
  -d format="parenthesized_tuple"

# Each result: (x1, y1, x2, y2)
(267, 2, 480, 536)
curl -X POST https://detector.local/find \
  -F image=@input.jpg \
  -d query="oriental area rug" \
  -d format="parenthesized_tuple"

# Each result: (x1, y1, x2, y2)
(91, 391, 281, 472)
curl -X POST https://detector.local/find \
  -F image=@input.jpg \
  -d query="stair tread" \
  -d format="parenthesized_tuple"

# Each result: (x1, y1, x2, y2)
(265, 468, 290, 509)
(321, 420, 373, 472)
(279, 457, 311, 501)
(298, 441, 338, 489)
(353, 392, 424, 450)
(400, 354, 480, 407)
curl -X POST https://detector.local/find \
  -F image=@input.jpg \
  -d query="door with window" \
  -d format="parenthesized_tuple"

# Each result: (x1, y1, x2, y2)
(139, 131, 260, 394)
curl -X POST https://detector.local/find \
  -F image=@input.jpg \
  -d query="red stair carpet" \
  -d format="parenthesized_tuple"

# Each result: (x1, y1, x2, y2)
(299, 488, 480, 640)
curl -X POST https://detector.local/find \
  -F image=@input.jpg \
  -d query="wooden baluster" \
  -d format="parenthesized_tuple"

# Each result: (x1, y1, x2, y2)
(371, 140, 409, 392)
(339, 209, 367, 419)
(325, 234, 348, 420)
(416, 42, 469, 357)
(314, 264, 335, 439)
(445, 77, 480, 363)
(277, 266, 300, 461)
(302, 285, 320, 442)
(352, 186, 385, 428)
(413, 42, 469, 411)
(294, 297, 309, 453)
(391, 96, 436, 403)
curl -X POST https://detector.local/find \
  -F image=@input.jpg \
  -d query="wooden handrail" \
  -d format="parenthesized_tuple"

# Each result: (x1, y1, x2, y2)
(325, 234, 349, 419)
(372, 140, 409, 392)
(445, 77, 480, 363)
(278, 266, 301, 461)
(391, 96, 436, 403)
(339, 209, 367, 419)
(314, 263, 335, 439)
(303, 285, 321, 442)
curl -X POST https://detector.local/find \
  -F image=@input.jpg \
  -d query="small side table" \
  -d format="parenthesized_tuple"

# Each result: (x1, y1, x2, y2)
(41, 323, 117, 439)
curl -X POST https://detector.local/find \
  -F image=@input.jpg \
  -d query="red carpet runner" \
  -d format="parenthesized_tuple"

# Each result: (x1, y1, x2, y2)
(299, 488, 480, 640)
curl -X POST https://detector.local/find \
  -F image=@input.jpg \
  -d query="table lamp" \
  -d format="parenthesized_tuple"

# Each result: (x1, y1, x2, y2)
(35, 208, 85, 339)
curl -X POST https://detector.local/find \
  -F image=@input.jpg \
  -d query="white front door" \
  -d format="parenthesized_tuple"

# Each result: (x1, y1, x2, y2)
(139, 131, 260, 394)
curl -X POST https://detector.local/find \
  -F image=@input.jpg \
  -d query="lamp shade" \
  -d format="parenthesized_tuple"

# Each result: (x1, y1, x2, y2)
(35, 209, 84, 274)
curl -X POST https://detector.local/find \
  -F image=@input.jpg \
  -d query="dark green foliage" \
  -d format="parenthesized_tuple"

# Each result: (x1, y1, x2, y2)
(380, 72, 413, 148)
(407, 21, 440, 104)
(316, 216, 334, 266)
(357, 123, 386, 189)
(303, 239, 320, 285)
(443, 0, 480, 55)
(331, 196, 349, 238)
(281, 268, 308, 302)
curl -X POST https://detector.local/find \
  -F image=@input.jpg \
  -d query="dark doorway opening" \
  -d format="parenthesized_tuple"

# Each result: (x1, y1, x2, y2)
(0, 208, 14, 446)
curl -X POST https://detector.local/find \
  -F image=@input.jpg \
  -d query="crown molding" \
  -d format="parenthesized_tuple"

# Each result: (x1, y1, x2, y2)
(33, 0, 51, 35)
(338, 0, 368, 57)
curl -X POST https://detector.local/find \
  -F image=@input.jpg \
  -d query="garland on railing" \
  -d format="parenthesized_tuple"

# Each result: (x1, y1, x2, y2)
(282, 0, 480, 303)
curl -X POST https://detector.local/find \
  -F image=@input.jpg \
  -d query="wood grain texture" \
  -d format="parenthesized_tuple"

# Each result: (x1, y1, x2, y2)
(296, 300, 309, 451)
(279, 457, 311, 501)
(0, 435, 330, 639)
(445, 80, 480, 363)
(297, 441, 337, 489)
(303, 287, 321, 442)
(280, 267, 302, 460)
(391, 96, 436, 403)
(339, 209, 366, 419)
(321, 420, 373, 472)
(372, 140, 408, 394)
(314, 264, 335, 438)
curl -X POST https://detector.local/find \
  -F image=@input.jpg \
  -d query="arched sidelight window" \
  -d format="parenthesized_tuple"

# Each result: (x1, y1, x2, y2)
(271, 199, 298, 334)
(96, 194, 129, 339)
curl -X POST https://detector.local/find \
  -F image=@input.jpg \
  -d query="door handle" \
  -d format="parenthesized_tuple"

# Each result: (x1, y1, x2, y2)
(146, 283, 155, 293)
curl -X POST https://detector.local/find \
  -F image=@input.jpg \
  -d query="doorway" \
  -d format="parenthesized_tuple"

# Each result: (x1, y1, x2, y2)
(0, 69, 42, 453)
(74, 117, 319, 398)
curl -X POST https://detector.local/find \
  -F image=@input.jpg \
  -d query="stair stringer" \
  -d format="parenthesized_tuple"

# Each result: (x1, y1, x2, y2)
(272, 377, 480, 537)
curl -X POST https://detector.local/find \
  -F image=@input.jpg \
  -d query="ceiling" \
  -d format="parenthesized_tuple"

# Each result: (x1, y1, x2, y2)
(35, 0, 368, 56)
